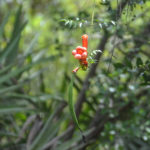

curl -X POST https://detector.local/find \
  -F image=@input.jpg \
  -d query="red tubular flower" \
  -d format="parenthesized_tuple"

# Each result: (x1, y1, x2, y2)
(72, 34, 88, 72)
(82, 34, 88, 49)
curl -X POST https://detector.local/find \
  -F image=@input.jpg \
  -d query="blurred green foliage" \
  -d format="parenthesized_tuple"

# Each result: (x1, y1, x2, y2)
(0, 0, 150, 150)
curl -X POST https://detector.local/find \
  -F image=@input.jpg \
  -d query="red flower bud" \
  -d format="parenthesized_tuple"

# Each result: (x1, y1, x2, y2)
(74, 54, 81, 59)
(76, 46, 86, 55)
(82, 52, 87, 59)
(72, 50, 76, 55)
(72, 67, 80, 73)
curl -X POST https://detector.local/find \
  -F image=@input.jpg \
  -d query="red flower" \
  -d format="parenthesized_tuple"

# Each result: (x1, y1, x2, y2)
(72, 34, 88, 72)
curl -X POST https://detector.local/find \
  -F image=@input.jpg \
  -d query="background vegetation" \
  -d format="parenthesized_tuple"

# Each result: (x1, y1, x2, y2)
(0, 0, 150, 150)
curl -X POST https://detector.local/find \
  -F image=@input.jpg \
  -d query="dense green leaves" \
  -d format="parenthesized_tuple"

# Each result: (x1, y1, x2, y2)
(28, 109, 60, 150)
(60, 18, 116, 30)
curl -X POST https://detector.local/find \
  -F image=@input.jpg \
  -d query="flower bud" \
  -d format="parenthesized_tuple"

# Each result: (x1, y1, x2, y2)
(82, 52, 87, 59)
(72, 67, 80, 73)
(72, 50, 76, 55)
(74, 54, 81, 59)
(76, 46, 87, 54)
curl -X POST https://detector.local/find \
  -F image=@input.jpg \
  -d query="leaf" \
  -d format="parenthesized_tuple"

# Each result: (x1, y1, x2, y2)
(0, 63, 13, 75)
(0, 131, 18, 137)
(136, 57, 143, 67)
(68, 73, 85, 142)
(0, 34, 20, 64)
(28, 108, 63, 150)
(55, 128, 93, 150)
(55, 133, 82, 150)
(0, 55, 57, 85)
(5, 93, 64, 104)
(0, 12, 11, 39)
(23, 34, 39, 57)
(28, 113, 54, 150)
(125, 59, 132, 69)
(5, 24, 25, 65)
(99, 23, 103, 28)
(68, 74, 79, 127)
(100, 0, 110, 5)
(0, 107, 33, 114)
(111, 20, 116, 25)
(5, 6, 27, 64)
(10, 6, 27, 40)
(114, 62, 124, 69)
(0, 84, 23, 95)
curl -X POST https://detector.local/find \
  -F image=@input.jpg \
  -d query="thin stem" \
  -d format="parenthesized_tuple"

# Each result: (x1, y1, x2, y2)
(91, 0, 95, 25)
